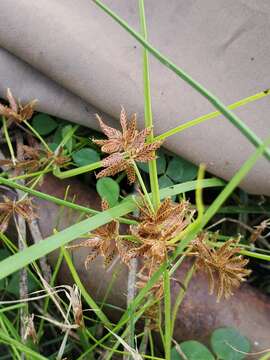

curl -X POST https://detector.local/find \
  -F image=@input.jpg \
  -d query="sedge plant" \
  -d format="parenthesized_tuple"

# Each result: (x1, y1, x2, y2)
(0, 0, 269, 358)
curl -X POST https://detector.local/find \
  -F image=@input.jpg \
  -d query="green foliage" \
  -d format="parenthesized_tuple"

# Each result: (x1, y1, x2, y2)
(0, 1, 269, 357)
(167, 156, 198, 183)
(211, 327, 251, 360)
(61, 125, 75, 152)
(0, 249, 38, 296)
(172, 328, 251, 360)
(72, 148, 100, 167)
(158, 174, 174, 189)
(53, 125, 64, 144)
(48, 142, 58, 152)
(32, 114, 58, 135)
(44, 118, 79, 154)
(96, 177, 120, 207)
(138, 152, 199, 190)
(138, 151, 199, 192)
(5, 271, 38, 297)
(158, 174, 176, 201)
(171, 340, 214, 360)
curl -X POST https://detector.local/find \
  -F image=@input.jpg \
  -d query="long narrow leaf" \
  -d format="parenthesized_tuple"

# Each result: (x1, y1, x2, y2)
(139, 0, 160, 209)
(0, 330, 47, 360)
(0, 178, 223, 280)
(0, 176, 223, 219)
(163, 267, 171, 359)
(92, 0, 270, 161)
(0, 200, 135, 280)
(0, 176, 137, 225)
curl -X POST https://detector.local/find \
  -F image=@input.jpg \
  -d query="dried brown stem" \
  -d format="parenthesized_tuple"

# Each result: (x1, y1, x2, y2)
(28, 218, 51, 283)
(15, 130, 28, 356)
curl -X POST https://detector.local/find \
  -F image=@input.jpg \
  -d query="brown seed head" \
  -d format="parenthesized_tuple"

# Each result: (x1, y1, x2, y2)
(23, 314, 37, 344)
(191, 234, 251, 302)
(0, 196, 37, 233)
(70, 285, 84, 327)
(47, 148, 70, 167)
(67, 200, 121, 267)
(126, 196, 194, 301)
(0, 89, 37, 124)
(93, 107, 163, 183)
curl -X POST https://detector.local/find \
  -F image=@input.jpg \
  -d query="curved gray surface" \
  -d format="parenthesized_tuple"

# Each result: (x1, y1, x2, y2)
(0, 0, 269, 194)
(0, 48, 116, 129)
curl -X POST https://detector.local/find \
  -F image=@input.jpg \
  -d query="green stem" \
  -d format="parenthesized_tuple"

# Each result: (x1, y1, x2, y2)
(0, 330, 47, 360)
(171, 264, 195, 336)
(24, 120, 51, 153)
(0, 317, 21, 360)
(0, 304, 25, 314)
(53, 160, 102, 179)
(2, 116, 16, 165)
(163, 266, 171, 360)
(93, 0, 270, 161)
(0, 175, 137, 225)
(20, 160, 54, 201)
(0, 178, 226, 280)
(260, 352, 270, 360)
(56, 125, 79, 152)
(61, 247, 112, 328)
(133, 161, 154, 212)
(202, 137, 270, 227)
(139, 0, 160, 210)
(171, 136, 270, 253)
(77, 299, 154, 360)
(119, 235, 139, 242)
(196, 164, 206, 222)
(210, 241, 270, 262)
(155, 89, 270, 141)
(10, 168, 52, 181)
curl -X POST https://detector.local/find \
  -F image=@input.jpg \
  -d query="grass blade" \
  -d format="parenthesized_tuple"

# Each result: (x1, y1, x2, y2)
(92, 0, 270, 161)
(0, 330, 47, 360)
(0, 178, 223, 280)
(173, 137, 270, 249)
(0, 175, 137, 225)
(163, 267, 171, 359)
(159, 178, 224, 198)
(139, 0, 160, 209)
(0, 200, 135, 280)
(202, 138, 270, 226)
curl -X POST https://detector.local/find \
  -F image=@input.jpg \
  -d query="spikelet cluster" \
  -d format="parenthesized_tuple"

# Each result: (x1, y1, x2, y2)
(93, 107, 163, 183)
(0, 196, 37, 233)
(0, 88, 37, 124)
(190, 233, 251, 302)
(71, 108, 251, 308)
